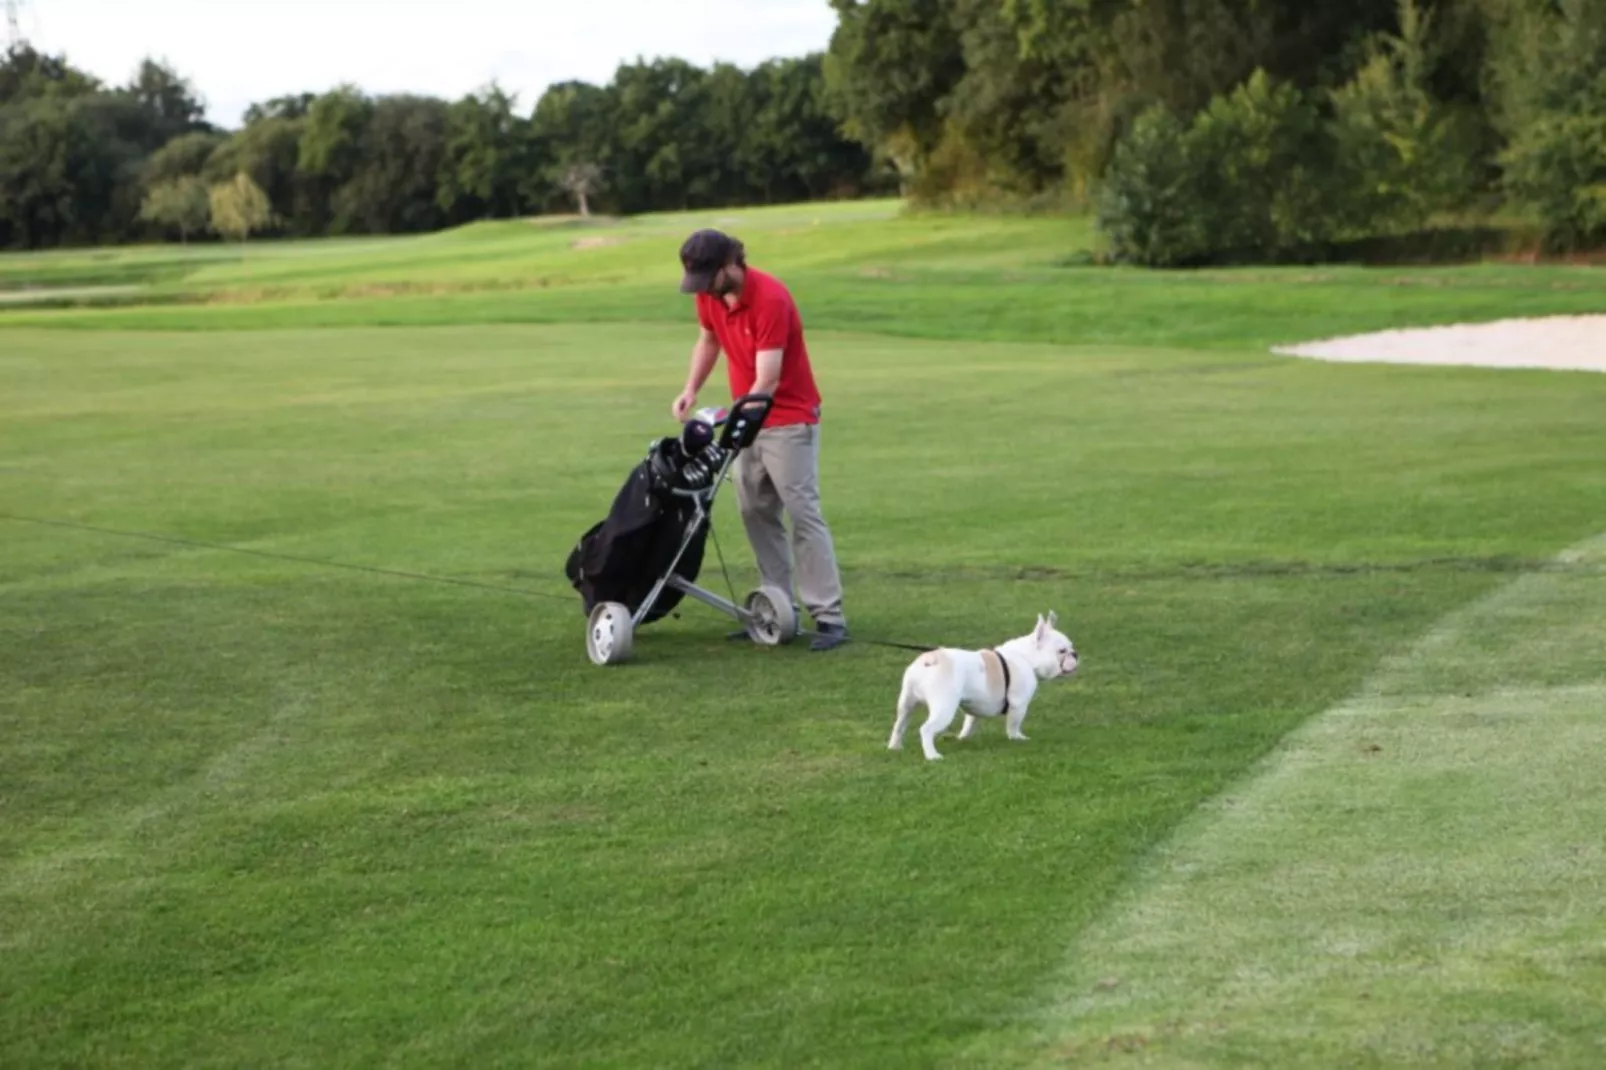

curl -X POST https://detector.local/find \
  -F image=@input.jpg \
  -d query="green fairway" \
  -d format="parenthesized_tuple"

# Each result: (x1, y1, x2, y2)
(969, 533, 1606, 1068)
(4, 200, 1605, 351)
(3, 206, 1605, 1067)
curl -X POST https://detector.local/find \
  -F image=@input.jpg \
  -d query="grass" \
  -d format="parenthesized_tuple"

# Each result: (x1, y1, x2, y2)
(965, 534, 1606, 1067)
(4, 199, 1605, 349)
(2, 200, 1604, 1067)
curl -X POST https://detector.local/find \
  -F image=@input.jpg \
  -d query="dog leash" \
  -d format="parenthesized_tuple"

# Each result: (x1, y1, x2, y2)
(699, 512, 947, 655)
(789, 623, 944, 655)
(796, 625, 1017, 714)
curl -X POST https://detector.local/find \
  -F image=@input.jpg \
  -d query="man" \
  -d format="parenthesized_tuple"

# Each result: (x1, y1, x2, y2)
(671, 228, 849, 651)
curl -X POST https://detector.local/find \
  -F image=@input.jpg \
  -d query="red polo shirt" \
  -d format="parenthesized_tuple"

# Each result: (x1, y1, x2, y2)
(695, 267, 822, 427)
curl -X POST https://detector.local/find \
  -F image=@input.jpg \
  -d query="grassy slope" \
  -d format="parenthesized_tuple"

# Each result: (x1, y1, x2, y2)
(3, 204, 1605, 1066)
(4, 200, 1605, 351)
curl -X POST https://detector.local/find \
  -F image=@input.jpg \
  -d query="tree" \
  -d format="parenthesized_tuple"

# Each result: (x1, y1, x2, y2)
(61, 92, 167, 238)
(993, 0, 1157, 194)
(529, 80, 615, 214)
(558, 162, 603, 216)
(1485, 0, 1606, 249)
(922, 0, 1083, 202)
(0, 96, 91, 248)
(0, 49, 220, 249)
(298, 84, 371, 178)
(607, 58, 722, 212)
(143, 130, 225, 186)
(139, 175, 209, 242)
(437, 83, 533, 221)
(124, 57, 209, 144)
(297, 84, 373, 233)
(1329, 0, 1482, 234)
(822, 0, 967, 189)
(745, 55, 883, 202)
(0, 44, 101, 104)
(204, 117, 308, 234)
(0, 94, 132, 248)
(208, 170, 272, 241)
(336, 93, 452, 233)
(243, 93, 316, 124)
(819, 0, 1410, 204)
(701, 61, 760, 204)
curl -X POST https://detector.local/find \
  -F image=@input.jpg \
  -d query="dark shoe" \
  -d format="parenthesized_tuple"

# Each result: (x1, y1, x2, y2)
(810, 623, 849, 651)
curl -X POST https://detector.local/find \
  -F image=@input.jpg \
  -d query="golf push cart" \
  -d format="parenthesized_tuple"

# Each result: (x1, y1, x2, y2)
(564, 393, 799, 665)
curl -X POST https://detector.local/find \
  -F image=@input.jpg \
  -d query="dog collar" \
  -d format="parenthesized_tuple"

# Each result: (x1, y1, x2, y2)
(990, 648, 1012, 714)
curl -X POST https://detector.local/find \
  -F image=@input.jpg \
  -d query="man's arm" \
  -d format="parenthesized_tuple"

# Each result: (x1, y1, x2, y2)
(673, 326, 721, 421)
(749, 290, 790, 398)
(751, 348, 782, 397)
(685, 326, 721, 393)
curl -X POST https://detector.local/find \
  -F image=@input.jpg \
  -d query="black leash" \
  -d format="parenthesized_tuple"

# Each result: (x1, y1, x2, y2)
(697, 476, 946, 655)
(792, 625, 942, 654)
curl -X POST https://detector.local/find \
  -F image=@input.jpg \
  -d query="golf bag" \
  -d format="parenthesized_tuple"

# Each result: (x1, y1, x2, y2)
(564, 434, 726, 624)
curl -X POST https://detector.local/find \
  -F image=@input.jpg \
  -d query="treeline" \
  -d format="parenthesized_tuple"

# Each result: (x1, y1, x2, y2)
(0, 45, 891, 250)
(6, 0, 1601, 265)
(824, 0, 1606, 262)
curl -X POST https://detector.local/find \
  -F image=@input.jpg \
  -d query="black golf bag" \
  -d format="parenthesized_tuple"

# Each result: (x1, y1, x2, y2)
(564, 434, 725, 624)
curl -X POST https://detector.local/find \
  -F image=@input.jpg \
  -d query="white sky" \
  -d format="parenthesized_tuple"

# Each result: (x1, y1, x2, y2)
(16, 0, 840, 128)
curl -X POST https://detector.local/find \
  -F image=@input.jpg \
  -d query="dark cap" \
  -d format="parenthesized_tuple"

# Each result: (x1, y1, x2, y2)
(679, 228, 741, 294)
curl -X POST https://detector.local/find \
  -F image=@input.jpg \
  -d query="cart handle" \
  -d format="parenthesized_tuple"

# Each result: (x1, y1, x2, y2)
(718, 392, 773, 452)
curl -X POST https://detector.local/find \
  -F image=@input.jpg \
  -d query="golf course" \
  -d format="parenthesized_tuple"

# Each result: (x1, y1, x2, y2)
(4, 199, 1605, 1067)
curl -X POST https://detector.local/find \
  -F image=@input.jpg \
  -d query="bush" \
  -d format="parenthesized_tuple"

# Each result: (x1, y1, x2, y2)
(1094, 104, 1210, 266)
(1328, 0, 1484, 234)
(1096, 4, 1504, 269)
(1500, 110, 1606, 250)
(1097, 70, 1340, 267)
(1487, 0, 1606, 251)
(1188, 69, 1336, 257)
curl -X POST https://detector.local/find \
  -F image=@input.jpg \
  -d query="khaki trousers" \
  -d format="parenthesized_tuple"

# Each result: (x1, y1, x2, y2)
(733, 422, 846, 628)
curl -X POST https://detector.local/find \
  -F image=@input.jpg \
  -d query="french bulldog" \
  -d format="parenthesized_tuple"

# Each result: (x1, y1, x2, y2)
(888, 611, 1079, 761)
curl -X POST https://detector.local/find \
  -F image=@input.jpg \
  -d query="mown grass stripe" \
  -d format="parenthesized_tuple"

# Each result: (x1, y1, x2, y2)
(969, 534, 1606, 1067)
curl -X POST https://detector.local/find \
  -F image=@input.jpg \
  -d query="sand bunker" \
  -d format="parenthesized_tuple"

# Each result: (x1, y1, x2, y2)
(1273, 314, 1606, 373)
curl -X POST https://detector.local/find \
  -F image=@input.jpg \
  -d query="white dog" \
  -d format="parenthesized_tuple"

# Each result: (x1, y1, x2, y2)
(888, 611, 1079, 761)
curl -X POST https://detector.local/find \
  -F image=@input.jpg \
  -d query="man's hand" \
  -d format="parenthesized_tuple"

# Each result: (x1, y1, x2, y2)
(672, 388, 698, 423)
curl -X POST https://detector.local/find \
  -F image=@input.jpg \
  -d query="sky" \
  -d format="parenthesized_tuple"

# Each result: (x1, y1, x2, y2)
(15, 0, 841, 128)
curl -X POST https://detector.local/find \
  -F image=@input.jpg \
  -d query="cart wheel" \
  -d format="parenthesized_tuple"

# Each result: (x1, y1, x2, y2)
(586, 602, 635, 665)
(743, 585, 798, 646)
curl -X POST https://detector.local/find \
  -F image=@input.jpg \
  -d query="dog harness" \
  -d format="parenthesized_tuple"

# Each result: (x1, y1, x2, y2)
(988, 649, 1012, 715)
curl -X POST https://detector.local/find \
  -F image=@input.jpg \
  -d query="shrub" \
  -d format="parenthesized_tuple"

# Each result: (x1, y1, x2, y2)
(1094, 103, 1210, 266)
(1486, 0, 1606, 250)
(1097, 70, 1340, 267)
(1328, 0, 1484, 234)
(1187, 68, 1335, 257)
(1097, 2, 1506, 270)
(1500, 109, 1606, 250)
